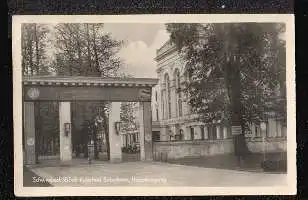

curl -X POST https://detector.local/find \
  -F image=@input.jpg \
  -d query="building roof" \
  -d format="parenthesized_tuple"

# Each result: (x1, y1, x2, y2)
(154, 40, 177, 62)
(23, 76, 158, 87)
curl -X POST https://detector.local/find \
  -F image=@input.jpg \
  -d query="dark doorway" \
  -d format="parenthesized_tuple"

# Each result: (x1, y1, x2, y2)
(71, 101, 110, 161)
(35, 101, 60, 163)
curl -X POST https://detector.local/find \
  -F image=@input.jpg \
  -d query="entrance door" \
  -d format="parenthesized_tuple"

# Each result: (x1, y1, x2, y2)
(35, 101, 60, 162)
(71, 101, 110, 161)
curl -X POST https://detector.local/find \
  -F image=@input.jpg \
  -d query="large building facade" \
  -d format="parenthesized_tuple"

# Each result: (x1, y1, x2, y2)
(151, 40, 209, 142)
(118, 40, 287, 159)
(148, 40, 287, 159)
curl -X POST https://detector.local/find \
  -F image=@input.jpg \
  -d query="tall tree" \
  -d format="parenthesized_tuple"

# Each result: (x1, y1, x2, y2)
(54, 23, 124, 77)
(120, 102, 138, 132)
(166, 23, 286, 162)
(21, 23, 49, 75)
(53, 23, 125, 160)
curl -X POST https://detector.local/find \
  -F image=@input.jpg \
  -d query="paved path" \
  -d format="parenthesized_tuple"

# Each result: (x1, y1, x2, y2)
(29, 161, 287, 187)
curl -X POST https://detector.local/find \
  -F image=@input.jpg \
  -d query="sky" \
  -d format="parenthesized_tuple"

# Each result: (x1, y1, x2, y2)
(103, 23, 170, 78)
(44, 23, 285, 78)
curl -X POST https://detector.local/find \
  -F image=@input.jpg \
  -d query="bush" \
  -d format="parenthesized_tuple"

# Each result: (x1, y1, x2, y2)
(261, 160, 287, 172)
(122, 144, 140, 153)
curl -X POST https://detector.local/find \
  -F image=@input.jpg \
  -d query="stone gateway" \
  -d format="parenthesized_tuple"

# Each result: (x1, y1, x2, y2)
(23, 76, 158, 165)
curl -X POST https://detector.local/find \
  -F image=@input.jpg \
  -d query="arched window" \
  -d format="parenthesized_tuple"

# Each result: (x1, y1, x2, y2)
(161, 90, 165, 119)
(155, 91, 158, 102)
(174, 69, 183, 117)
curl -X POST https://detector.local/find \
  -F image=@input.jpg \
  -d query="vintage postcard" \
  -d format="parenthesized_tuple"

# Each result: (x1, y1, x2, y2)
(13, 14, 296, 196)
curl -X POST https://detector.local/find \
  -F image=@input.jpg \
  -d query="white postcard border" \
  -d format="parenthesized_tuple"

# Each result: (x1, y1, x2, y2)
(13, 14, 296, 196)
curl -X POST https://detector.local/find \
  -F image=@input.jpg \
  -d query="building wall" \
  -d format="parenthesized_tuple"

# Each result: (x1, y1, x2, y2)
(153, 137, 287, 160)
(151, 40, 287, 159)
(153, 139, 234, 159)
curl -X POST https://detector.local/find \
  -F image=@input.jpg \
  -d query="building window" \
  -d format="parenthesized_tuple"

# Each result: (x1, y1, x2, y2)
(255, 124, 260, 137)
(156, 108, 159, 121)
(175, 128, 183, 141)
(208, 126, 217, 140)
(190, 127, 194, 140)
(201, 126, 205, 140)
(161, 91, 165, 119)
(165, 74, 171, 119)
(174, 69, 183, 117)
(152, 131, 160, 141)
(178, 96, 183, 117)
(179, 129, 184, 140)
(132, 134, 135, 143)
(155, 91, 158, 102)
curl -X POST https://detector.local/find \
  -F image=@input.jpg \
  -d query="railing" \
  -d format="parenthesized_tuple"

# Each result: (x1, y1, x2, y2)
(153, 152, 169, 162)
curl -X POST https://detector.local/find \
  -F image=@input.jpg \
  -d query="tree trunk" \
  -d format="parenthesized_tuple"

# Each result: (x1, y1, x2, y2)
(85, 24, 92, 76)
(76, 25, 83, 75)
(34, 24, 40, 75)
(223, 24, 249, 165)
(92, 24, 101, 77)
(28, 26, 34, 75)
(229, 64, 248, 161)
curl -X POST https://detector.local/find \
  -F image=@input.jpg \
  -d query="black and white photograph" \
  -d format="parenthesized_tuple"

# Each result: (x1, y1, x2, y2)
(13, 15, 296, 196)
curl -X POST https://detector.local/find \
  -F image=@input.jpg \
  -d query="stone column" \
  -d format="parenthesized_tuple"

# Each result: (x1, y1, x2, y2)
(268, 119, 277, 137)
(250, 123, 256, 137)
(139, 102, 153, 161)
(194, 126, 202, 140)
(59, 102, 72, 162)
(127, 134, 130, 145)
(160, 126, 168, 141)
(121, 135, 124, 147)
(277, 121, 282, 137)
(170, 82, 177, 118)
(260, 122, 267, 138)
(24, 102, 36, 165)
(216, 125, 221, 139)
(108, 102, 122, 163)
(204, 126, 209, 139)
(223, 126, 228, 139)
(185, 126, 191, 140)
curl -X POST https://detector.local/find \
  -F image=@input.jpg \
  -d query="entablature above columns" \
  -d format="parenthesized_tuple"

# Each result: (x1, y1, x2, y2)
(23, 76, 158, 102)
(23, 76, 158, 88)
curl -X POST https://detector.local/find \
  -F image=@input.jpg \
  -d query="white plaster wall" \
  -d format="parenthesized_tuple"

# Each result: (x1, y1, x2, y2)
(59, 102, 72, 162)
(109, 102, 122, 162)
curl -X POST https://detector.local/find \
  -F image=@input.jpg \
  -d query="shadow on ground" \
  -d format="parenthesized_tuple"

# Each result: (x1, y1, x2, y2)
(164, 152, 287, 173)
(23, 166, 53, 187)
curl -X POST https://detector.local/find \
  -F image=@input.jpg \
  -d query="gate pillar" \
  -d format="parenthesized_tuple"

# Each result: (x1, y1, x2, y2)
(139, 102, 153, 161)
(59, 102, 72, 162)
(24, 102, 36, 165)
(108, 102, 122, 163)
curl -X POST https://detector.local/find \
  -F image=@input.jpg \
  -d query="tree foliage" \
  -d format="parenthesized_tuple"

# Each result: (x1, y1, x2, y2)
(120, 102, 138, 132)
(166, 23, 286, 131)
(53, 23, 124, 77)
(21, 23, 49, 75)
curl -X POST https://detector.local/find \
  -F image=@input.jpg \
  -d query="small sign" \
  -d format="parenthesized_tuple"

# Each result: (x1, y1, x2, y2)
(27, 137, 35, 146)
(27, 87, 40, 100)
(231, 126, 242, 135)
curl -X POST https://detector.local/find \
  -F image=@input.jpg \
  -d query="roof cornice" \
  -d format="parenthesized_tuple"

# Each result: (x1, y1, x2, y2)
(23, 76, 158, 87)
